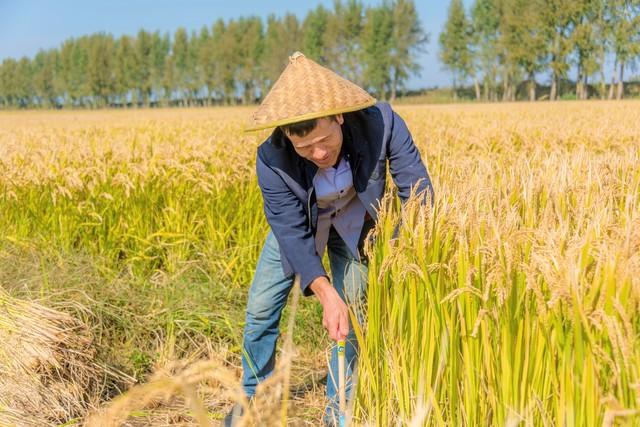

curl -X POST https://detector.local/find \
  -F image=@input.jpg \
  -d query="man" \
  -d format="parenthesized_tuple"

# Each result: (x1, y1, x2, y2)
(225, 52, 433, 426)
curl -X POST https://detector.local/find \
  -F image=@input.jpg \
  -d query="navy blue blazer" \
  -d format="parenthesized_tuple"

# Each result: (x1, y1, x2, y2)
(256, 102, 433, 295)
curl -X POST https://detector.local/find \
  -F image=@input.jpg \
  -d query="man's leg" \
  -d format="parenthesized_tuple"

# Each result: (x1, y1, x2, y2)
(324, 227, 368, 424)
(241, 229, 295, 397)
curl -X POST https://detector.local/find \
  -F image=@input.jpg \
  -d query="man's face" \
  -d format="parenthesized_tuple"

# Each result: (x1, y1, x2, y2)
(286, 114, 344, 169)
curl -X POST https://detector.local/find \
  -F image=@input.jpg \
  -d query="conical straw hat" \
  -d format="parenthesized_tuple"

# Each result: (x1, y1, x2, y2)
(245, 52, 376, 132)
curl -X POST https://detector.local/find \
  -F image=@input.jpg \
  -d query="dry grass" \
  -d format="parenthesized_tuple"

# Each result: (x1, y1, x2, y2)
(0, 288, 133, 426)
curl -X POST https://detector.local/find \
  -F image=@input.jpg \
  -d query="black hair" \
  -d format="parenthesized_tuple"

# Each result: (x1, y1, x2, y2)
(278, 115, 338, 138)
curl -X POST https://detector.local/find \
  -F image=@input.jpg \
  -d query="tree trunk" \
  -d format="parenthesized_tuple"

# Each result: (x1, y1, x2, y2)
(583, 75, 589, 100)
(576, 64, 583, 100)
(502, 74, 509, 102)
(529, 82, 535, 101)
(550, 34, 561, 101)
(164, 89, 171, 108)
(490, 66, 498, 101)
(616, 61, 624, 100)
(504, 73, 515, 101)
(491, 69, 498, 101)
(550, 72, 557, 101)
(608, 58, 618, 100)
(474, 78, 481, 101)
(390, 70, 398, 102)
(452, 75, 457, 102)
(599, 64, 606, 100)
(528, 72, 536, 101)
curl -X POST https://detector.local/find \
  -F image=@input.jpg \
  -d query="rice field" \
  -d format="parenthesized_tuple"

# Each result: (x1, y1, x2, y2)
(0, 101, 639, 426)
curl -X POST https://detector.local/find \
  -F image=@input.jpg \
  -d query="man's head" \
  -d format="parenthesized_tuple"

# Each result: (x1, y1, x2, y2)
(280, 114, 345, 169)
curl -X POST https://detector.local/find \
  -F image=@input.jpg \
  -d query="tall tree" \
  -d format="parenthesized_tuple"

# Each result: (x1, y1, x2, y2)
(471, 0, 502, 101)
(185, 29, 204, 105)
(114, 35, 135, 107)
(196, 25, 213, 104)
(608, 0, 640, 99)
(162, 55, 175, 106)
(15, 57, 33, 107)
(0, 59, 19, 107)
(303, 5, 330, 62)
(388, 0, 428, 101)
(215, 19, 240, 104)
(59, 38, 90, 106)
(501, 0, 547, 101)
(539, 0, 579, 100)
(324, 0, 365, 85)
(493, 0, 519, 102)
(87, 34, 115, 107)
(150, 31, 170, 105)
(440, 0, 473, 100)
(362, 3, 394, 99)
(200, 21, 221, 104)
(235, 17, 264, 104)
(134, 30, 154, 106)
(592, 0, 611, 99)
(262, 14, 303, 89)
(32, 49, 59, 107)
(172, 27, 190, 106)
(572, 0, 601, 99)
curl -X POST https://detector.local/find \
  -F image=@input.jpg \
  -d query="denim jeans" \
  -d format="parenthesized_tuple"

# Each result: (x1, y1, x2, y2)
(241, 226, 368, 421)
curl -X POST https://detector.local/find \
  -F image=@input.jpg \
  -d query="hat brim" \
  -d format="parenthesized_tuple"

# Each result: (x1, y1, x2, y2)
(244, 99, 377, 132)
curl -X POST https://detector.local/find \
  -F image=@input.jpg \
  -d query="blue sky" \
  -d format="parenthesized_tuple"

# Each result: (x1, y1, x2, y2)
(0, 0, 468, 89)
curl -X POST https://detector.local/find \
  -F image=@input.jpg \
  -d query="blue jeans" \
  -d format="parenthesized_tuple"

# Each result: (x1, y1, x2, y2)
(241, 227, 368, 420)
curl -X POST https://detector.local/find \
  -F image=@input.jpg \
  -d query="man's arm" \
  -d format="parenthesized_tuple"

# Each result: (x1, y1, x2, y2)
(256, 152, 349, 340)
(386, 108, 434, 205)
(256, 152, 326, 295)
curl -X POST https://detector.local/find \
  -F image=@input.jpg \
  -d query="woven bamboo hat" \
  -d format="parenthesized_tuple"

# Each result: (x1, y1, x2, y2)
(245, 52, 376, 132)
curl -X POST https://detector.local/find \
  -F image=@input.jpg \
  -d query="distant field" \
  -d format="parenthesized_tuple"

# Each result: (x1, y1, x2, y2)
(1, 102, 639, 426)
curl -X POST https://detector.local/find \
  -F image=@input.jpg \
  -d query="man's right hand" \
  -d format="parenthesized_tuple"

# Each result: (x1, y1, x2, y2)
(309, 276, 349, 341)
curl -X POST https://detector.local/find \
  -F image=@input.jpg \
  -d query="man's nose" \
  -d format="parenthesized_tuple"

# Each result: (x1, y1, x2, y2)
(312, 147, 327, 160)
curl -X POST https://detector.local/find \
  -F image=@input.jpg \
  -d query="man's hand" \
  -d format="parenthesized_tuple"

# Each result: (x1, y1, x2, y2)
(309, 276, 349, 341)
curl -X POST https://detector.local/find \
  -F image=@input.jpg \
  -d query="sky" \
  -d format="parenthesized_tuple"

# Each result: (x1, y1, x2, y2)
(0, 0, 469, 90)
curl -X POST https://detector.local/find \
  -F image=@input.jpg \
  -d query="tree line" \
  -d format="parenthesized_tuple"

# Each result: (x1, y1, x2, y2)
(439, 0, 640, 101)
(0, 0, 425, 109)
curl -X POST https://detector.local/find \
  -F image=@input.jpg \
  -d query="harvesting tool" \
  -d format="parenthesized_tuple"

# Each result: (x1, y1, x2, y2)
(338, 338, 346, 427)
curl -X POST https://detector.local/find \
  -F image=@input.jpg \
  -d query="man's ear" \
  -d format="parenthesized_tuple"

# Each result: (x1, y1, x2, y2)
(335, 114, 344, 125)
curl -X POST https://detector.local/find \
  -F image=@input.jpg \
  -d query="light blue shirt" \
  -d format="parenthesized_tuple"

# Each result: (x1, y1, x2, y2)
(312, 154, 366, 260)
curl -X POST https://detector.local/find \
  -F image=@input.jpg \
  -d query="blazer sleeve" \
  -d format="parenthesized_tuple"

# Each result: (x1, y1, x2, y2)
(256, 151, 327, 296)
(387, 108, 434, 205)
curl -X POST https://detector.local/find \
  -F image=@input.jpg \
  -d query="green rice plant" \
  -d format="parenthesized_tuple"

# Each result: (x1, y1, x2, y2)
(353, 139, 640, 425)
